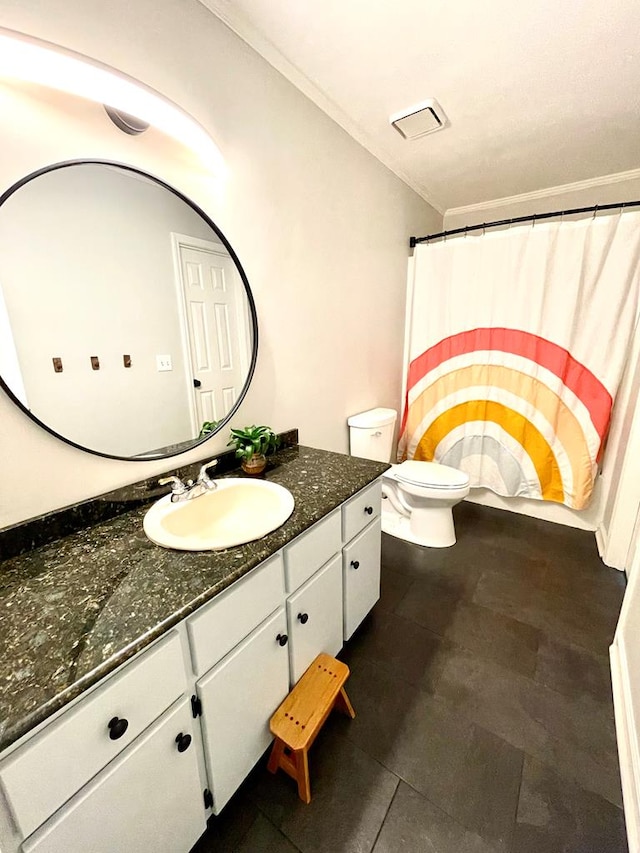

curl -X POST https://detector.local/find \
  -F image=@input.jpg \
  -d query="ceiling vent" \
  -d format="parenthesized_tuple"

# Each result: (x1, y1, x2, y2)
(390, 98, 449, 140)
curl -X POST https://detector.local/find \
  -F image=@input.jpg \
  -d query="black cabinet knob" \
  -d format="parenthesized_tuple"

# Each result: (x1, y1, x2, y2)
(364, 506, 374, 515)
(297, 612, 309, 624)
(108, 716, 129, 740)
(276, 633, 288, 646)
(175, 732, 192, 753)
(350, 560, 360, 570)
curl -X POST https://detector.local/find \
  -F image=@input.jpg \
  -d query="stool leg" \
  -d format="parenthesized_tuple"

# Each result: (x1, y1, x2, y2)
(267, 739, 285, 774)
(334, 686, 356, 719)
(295, 749, 311, 804)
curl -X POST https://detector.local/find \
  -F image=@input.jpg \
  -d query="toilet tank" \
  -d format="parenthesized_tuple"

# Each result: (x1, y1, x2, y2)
(347, 408, 397, 462)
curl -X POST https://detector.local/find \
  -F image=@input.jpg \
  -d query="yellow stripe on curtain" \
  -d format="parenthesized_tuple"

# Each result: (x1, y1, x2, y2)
(416, 399, 564, 503)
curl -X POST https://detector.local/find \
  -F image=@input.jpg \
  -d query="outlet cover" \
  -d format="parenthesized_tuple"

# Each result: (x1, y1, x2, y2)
(156, 354, 173, 372)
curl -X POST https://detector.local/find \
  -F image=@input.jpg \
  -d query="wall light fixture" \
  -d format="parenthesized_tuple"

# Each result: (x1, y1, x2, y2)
(0, 27, 226, 173)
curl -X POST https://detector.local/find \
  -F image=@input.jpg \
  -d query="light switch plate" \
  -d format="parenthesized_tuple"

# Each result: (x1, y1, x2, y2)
(156, 354, 173, 372)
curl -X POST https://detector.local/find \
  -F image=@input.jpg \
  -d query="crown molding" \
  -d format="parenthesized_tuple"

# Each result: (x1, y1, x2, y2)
(197, 0, 445, 214)
(446, 167, 640, 218)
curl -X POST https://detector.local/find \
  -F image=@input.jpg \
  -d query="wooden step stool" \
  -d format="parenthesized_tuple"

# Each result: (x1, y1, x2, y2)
(267, 653, 355, 804)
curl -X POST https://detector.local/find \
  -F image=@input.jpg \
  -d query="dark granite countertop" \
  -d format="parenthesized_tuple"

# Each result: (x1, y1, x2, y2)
(0, 445, 388, 752)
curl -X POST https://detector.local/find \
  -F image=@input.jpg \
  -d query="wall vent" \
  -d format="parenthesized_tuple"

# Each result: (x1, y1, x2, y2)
(390, 98, 449, 140)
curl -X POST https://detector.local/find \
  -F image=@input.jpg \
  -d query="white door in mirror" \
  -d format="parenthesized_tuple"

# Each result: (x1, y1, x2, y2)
(143, 479, 295, 551)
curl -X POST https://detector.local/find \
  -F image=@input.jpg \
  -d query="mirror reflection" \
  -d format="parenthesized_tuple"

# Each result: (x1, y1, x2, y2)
(0, 162, 257, 459)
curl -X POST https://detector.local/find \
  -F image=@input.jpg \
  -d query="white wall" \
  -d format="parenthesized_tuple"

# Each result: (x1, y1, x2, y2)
(0, 0, 440, 529)
(441, 175, 640, 536)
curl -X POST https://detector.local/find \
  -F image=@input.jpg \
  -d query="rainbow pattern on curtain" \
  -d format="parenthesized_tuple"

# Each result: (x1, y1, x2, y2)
(399, 327, 612, 510)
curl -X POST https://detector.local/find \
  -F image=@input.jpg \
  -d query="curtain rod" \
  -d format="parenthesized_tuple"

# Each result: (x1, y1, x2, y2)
(409, 199, 640, 248)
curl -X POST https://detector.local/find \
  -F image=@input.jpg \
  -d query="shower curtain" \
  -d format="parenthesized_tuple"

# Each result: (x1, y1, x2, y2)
(398, 213, 640, 509)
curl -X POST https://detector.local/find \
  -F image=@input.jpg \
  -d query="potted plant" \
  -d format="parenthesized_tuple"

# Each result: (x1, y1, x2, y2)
(198, 420, 219, 438)
(228, 425, 280, 475)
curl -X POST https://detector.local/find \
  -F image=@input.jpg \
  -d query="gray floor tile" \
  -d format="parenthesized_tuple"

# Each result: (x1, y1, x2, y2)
(445, 600, 540, 677)
(426, 642, 623, 806)
(247, 723, 398, 853)
(395, 577, 462, 636)
(344, 660, 523, 850)
(455, 503, 601, 566)
(542, 566, 626, 622)
(373, 781, 501, 853)
(377, 565, 413, 613)
(474, 568, 616, 655)
(339, 607, 446, 687)
(513, 754, 628, 852)
(535, 635, 613, 704)
(236, 814, 301, 853)
(381, 532, 483, 596)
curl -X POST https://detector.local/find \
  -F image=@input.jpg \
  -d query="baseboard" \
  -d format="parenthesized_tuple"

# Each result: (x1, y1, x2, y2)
(596, 525, 608, 561)
(463, 490, 596, 531)
(610, 639, 638, 852)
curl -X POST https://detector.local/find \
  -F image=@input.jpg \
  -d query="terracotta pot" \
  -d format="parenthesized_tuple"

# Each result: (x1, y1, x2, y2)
(241, 453, 267, 476)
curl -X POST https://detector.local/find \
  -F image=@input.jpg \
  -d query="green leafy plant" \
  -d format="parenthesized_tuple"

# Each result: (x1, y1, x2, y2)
(198, 420, 219, 438)
(227, 425, 280, 461)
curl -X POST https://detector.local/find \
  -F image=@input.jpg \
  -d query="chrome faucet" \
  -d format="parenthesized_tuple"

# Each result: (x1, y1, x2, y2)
(158, 459, 219, 502)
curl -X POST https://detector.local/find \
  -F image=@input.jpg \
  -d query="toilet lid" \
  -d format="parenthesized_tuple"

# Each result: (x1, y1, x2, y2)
(395, 460, 470, 489)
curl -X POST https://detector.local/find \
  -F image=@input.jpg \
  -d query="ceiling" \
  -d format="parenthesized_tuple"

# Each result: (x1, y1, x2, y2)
(199, 0, 640, 214)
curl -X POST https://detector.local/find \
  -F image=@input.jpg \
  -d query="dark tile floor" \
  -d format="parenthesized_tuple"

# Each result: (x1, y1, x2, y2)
(192, 501, 629, 852)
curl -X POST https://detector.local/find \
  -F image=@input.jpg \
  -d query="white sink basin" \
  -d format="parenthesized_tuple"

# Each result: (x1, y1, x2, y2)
(143, 478, 295, 551)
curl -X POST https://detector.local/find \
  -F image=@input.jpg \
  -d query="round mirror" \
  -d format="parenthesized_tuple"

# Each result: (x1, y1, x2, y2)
(0, 160, 258, 460)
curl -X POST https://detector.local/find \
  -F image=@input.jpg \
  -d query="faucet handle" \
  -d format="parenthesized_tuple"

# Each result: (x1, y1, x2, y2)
(158, 475, 188, 497)
(198, 459, 218, 486)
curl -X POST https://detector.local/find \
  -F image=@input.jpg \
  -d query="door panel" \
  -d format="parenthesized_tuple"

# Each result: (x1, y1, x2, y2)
(177, 241, 248, 425)
(343, 518, 381, 640)
(197, 608, 290, 814)
(287, 555, 343, 684)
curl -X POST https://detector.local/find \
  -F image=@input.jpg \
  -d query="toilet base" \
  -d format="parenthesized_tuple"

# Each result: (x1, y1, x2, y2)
(381, 499, 457, 548)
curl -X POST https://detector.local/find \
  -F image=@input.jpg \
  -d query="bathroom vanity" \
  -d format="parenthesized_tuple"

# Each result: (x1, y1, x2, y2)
(0, 444, 387, 853)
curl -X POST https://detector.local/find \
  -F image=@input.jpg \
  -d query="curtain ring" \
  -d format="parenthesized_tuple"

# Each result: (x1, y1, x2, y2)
(593, 204, 599, 220)
(532, 214, 537, 229)
(464, 225, 469, 239)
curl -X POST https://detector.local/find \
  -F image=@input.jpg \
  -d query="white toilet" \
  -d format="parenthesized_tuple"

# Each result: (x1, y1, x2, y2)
(347, 408, 470, 548)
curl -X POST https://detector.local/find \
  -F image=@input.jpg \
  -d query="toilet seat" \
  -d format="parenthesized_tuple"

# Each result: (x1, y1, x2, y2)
(392, 460, 470, 491)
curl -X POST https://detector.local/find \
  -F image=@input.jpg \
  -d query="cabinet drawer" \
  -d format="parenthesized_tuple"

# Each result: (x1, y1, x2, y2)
(284, 510, 341, 593)
(187, 552, 285, 676)
(342, 480, 381, 543)
(343, 517, 382, 640)
(287, 554, 343, 684)
(0, 631, 185, 839)
(21, 698, 204, 853)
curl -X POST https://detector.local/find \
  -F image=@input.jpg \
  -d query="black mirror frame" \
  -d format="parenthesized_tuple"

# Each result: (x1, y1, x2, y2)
(0, 159, 259, 461)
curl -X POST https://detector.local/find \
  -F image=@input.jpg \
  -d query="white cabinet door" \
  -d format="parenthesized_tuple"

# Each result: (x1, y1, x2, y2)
(22, 699, 204, 853)
(343, 518, 381, 640)
(197, 607, 290, 814)
(287, 555, 343, 684)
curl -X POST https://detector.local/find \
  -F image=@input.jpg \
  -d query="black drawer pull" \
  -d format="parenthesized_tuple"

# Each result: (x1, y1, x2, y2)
(297, 612, 309, 624)
(350, 560, 360, 570)
(175, 732, 192, 752)
(108, 716, 129, 740)
(364, 506, 374, 515)
(276, 633, 288, 646)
